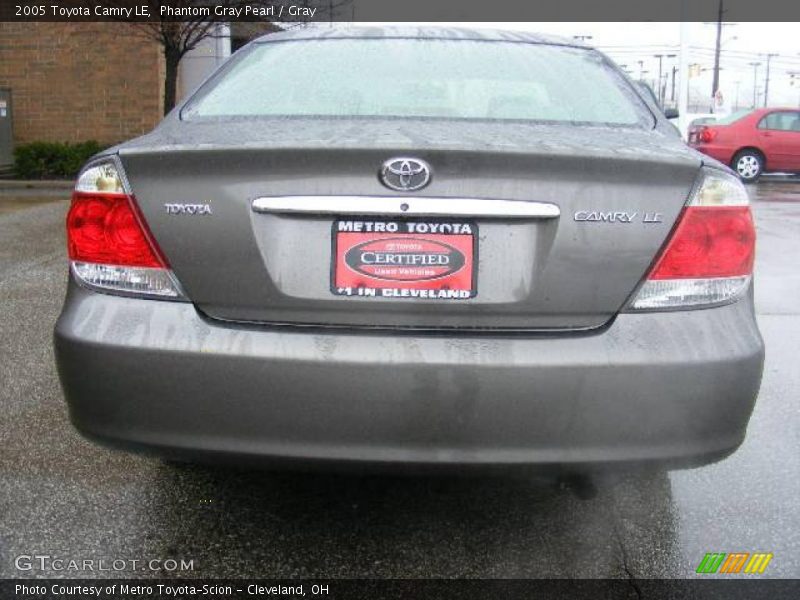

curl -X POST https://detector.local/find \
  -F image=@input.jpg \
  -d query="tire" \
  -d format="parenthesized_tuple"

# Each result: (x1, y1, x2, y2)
(732, 150, 764, 183)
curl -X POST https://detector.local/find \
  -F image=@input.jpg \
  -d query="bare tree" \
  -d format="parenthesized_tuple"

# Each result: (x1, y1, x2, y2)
(151, 17, 227, 114)
(89, 0, 351, 115)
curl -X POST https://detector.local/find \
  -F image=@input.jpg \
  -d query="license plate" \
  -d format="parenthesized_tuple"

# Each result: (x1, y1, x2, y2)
(332, 219, 477, 299)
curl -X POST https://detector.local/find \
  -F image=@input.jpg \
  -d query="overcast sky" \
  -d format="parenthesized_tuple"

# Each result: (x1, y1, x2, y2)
(389, 22, 800, 109)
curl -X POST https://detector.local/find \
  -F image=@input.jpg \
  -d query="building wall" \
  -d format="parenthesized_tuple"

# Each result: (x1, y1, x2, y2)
(178, 23, 231, 101)
(0, 23, 164, 146)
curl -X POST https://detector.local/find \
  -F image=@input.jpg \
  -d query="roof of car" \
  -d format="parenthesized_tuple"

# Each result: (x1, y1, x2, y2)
(755, 107, 800, 112)
(254, 25, 584, 48)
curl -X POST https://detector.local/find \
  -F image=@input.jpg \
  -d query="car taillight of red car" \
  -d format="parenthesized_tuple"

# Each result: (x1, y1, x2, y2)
(695, 126, 718, 144)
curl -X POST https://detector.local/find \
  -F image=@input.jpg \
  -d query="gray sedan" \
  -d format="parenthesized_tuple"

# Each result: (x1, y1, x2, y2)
(54, 27, 763, 468)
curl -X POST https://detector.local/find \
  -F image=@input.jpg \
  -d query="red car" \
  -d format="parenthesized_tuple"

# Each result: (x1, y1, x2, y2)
(688, 108, 800, 183)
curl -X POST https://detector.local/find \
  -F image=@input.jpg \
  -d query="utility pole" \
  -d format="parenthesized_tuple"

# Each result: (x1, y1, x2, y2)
(749, 62, 761, 108)
(677, 20, 690, 134)
(763, 53, 778, 107)
(733, 80, 741, 110)
(638, 60, 645, 81)
(711, 0, 724, 111)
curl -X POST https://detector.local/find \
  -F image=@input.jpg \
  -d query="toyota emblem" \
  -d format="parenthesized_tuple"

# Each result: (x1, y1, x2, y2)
(379, 158, 431, 192)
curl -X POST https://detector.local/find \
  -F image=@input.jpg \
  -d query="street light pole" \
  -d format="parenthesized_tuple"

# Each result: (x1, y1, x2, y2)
(654, 54, 665, 104)
(671, 65, 678, 103)
(763, 53, 778, 107)
(749, 62, 761, 108)
(653, 54, 677, 105)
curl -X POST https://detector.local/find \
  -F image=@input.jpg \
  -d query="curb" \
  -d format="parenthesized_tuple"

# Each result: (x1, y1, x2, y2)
(0, 179, 73, 190)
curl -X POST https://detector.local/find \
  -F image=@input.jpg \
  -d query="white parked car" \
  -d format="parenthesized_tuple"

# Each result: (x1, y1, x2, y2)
(670, 113, 718, 141)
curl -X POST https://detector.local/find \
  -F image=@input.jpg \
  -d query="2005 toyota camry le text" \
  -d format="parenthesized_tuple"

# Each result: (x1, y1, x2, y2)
(53, 27, 764, 468)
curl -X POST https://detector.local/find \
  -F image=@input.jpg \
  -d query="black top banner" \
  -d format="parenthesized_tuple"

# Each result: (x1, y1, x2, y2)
(2, 0, 800, 22)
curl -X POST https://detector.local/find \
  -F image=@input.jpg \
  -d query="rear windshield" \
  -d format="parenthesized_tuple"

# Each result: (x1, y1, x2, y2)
(183, 38, 652, 127)
(715, 110, 752, 125)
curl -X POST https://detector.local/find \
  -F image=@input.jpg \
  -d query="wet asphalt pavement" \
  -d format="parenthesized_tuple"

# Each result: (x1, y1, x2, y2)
(0, 178, 798, 580)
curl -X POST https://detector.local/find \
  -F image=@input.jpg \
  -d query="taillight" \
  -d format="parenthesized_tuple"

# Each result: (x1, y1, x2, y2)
(627, 169, 754, 311)
(67, 159, 185, 299)
(698, 126, 718, 143)
(647, 207, 754, 279)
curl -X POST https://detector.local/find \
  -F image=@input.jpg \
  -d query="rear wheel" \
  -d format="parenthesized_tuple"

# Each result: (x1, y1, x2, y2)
(732, 150, 764, 183)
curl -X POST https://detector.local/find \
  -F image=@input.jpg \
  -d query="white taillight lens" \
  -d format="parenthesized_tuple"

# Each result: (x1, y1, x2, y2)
(68, 159, 186, 300)
(628, 169, 755, 311)
(627, 277, 751, 310)
(688, 170, 749, 207)
(76, 163, 125, 194)
(71, 263, 184, 298)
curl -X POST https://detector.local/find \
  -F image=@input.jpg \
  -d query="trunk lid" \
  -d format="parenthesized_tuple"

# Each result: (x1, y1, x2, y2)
(119, 118, 701, 331)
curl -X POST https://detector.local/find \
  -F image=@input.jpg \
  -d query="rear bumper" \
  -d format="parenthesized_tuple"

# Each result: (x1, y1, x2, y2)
(54, 282, 764, 468)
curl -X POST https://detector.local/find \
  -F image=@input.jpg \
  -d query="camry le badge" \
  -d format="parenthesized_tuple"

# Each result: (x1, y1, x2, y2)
(574, 210, 662, 223)
(380, 158, 432, 192)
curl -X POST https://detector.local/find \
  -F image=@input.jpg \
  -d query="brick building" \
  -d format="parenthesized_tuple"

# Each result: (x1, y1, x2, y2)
(0, 22, 278, 169)
(0, 23, 165, 146)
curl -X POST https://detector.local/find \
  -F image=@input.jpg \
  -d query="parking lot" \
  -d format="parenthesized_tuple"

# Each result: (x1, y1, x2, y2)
(0, 178, 798, 580)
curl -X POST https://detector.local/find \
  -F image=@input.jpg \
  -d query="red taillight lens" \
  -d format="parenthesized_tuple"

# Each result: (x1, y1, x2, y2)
(629, 169, 754, 311)
(67, 191, 165, 268)
(648, 206, 755, 280)
(699, 127, 718, 143)
(68, 159, 184, 299)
